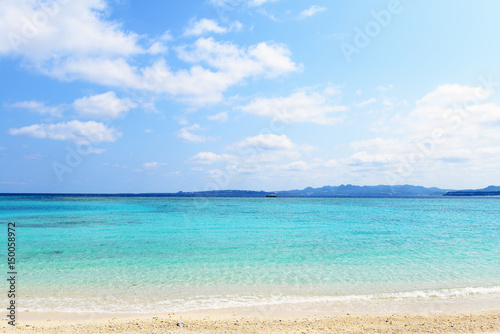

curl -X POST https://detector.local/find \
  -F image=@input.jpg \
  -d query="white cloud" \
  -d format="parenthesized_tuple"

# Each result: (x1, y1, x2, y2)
(210, 0, 278, 7)
(176, 124, 211, 143)
(184, 19, 227, 36)
(238, 89, 347, 124)
(478, 146, 500, 155)
(282, 161, 309, 171)
(350, 138, 403, 152)
(344, 151, 398, 165)
(341, 84, 500, 186)
(416, 84, 491, 107)
(229, 134, 295, 151)
(73, 91, 136, 119)
(190, 152, 235, 164)
(0, 2, 298, 107)
(354, 98, 376, 108)
(249, 0, 278, 6)
(143, 162, 167, 169)
(376, 85, 393, 91)
(8, 120, 121, 145)
(46, 57, 141, 88)
(138, 38, 298, 105)
(176, 37, 298, 78)
(298, 5, 326, 19)
(8, 101, 62, 117)
(208, 112, 228, 122)
(0, 0, 145, 60)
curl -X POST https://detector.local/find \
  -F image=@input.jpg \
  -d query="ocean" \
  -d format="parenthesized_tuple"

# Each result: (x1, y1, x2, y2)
(1, 195, 499, 314)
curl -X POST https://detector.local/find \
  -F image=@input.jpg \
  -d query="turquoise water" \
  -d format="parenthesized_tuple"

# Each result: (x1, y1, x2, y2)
(1, 196, 499, 313)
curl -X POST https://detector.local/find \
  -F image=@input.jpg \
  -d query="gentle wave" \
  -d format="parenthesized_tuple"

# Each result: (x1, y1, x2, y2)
(20, 286, 500, 313)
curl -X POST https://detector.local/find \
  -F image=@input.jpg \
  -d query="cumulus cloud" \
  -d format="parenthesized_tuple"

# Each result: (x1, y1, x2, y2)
(141, 38, 298, 105)
(73, 91, 136, 118)
(0, 2, 298, 107)
(238, 89, 347, 124)
(342, 84, 500, 185)
(0, 0, 145, 60)
(8, 120, 121, 145)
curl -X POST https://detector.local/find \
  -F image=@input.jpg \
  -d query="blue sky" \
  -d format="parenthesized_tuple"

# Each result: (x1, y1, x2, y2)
(1, 0, 500, 193)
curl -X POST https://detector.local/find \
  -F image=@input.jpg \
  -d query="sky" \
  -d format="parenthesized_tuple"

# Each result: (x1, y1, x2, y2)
(1, 0, 500, 193)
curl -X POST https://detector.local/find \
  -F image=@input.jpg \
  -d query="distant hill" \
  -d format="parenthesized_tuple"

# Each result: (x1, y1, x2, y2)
(443, 185, 500, 197)
(159, 184, 449, 198)
(5, 185, 499, 198)
(276, 184, 447, 197)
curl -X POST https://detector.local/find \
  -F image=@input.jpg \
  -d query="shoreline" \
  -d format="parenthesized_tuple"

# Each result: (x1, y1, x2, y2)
(2, 310, 499, 333)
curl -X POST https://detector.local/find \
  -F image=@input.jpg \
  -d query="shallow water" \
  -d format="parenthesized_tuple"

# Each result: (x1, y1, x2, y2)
(1, 196, 499, 313)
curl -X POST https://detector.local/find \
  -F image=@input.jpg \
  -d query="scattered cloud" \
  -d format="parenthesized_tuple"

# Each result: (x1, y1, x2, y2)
(190, 152, 235, 164)
(354, 98, 376, 108)
(73, 91, 137, 119)
(298, 5, 326, 19)
(344, 151, 398, 165)
(208, 112, 228, 122)
(257, 8, 281, 21)
(8, 120, 121, 145)
(0, 2, 298, 108)
(1, 181, 26, 185)
(0, 0, 146, 60)
(24, 153, 46, 160)
(8, 101, 62, 117)
(184, 19, 227, 36)
(141, 37, 299, 105)
(176, 124, 212, 143)
(377, 85, 393, 91)
(238, 88, 347, 124)
(282, 160, 309, 171)
(341, 84, 500, 185)
(143, 162, 167, 169)
(416, 84, 491, 107)
(228, 134, 295, 151)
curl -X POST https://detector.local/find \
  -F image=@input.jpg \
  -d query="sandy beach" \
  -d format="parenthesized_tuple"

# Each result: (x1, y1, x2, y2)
(1, 310, 499, 333)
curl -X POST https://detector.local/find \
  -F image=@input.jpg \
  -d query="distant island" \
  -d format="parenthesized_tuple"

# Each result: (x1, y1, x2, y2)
(443, 185, 500, 197)
(4, 185, 500, 198)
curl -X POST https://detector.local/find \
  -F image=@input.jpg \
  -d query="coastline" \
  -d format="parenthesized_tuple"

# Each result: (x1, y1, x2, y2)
(5, 294, 500, 333)
(3, 310, 499, 333)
